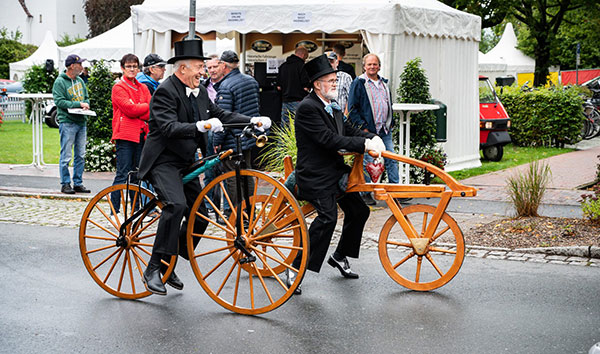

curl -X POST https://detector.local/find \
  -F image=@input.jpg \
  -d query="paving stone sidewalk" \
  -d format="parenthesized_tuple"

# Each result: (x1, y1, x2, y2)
(2, 195, 598, 267)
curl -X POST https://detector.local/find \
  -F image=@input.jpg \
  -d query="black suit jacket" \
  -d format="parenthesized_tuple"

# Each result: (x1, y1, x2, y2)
(138, 74, 248, 179)
(295, 91, 374, 200)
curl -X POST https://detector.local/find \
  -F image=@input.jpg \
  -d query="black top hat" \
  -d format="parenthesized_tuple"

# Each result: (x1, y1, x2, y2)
(167, 39, 210, 64)
(304, 54, 338, 83)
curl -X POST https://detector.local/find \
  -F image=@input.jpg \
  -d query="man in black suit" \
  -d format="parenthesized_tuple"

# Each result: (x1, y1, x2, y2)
(139, 39, 271, 295)
(288, 54, 386, 294)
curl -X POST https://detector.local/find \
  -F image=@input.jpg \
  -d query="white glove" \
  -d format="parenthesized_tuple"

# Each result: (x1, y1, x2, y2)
(250, 116, 272, 132)
(196, 118, 223, 133)
(364, 135, 386, 154)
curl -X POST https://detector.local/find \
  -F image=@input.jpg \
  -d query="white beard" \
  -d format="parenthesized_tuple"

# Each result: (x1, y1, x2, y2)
(324, 87, 337, 101)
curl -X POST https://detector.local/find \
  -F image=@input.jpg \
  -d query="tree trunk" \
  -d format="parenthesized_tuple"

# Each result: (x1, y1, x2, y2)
(533, 35, 551, 87)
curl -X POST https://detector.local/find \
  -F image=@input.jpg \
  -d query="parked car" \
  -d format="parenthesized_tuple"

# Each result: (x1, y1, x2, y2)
(0, 79, 23, 94)
(479, 75, 511, 161)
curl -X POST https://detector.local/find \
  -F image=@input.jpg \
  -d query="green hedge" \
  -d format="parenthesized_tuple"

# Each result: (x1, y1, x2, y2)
(499, 85, 583, 147)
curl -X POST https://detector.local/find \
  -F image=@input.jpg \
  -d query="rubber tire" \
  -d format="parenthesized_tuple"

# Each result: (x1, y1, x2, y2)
(44, 109, 59, 128)
(482, 144, 504, 161)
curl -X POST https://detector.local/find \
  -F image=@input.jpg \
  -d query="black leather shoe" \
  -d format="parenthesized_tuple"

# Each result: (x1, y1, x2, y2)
(361, 193, 376, 206)
(284, 268, 301, 295)
(327, 255, 359, 279)
(61, 184, 75, 194)
(163, 270, 184, 290)
(73, 185, 91, 193)
(143, 265, 167, 295)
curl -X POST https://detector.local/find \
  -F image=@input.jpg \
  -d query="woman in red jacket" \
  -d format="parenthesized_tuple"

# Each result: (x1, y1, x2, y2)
(110, 53, 151, 216)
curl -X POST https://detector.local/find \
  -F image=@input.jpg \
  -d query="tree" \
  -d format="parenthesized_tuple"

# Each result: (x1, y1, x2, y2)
(0, 28, 37, 79)
(440, 0, 510, 28)
(511, 0, 588, 86)
(84, 0, 144, 37)
(516, 5, 600, 71)
(56, 33, 86, 47)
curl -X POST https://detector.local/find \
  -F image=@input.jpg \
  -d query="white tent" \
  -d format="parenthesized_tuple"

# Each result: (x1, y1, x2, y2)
(59, 18, 135, 72)
(478, 23, 535, 83)
(131, 0, 482, 171)
(9, 31, 59, 81)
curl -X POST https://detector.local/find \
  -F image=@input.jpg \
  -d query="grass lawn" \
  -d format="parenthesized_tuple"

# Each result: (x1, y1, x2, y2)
(449, 144, 575, 180)
(0, 120, 61, 164)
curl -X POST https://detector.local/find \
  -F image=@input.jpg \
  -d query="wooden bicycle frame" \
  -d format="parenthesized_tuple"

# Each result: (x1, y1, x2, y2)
(282, 150, 477, 242)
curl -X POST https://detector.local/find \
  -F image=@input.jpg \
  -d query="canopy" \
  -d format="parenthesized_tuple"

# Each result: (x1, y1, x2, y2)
(478, 23, 535, 83)
(130, 0, 483, 172)
(132, 0, 480, 40)
(9, 31, 59, 81)
(59, 18, 134, 71)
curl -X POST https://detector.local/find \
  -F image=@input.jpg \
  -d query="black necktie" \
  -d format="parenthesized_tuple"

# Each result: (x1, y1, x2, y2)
(188, 94, 199, 122)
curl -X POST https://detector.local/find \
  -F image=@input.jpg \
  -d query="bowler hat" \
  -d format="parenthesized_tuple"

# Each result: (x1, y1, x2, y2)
(304, 54, 338, 83)
(167, 39, 210, 64)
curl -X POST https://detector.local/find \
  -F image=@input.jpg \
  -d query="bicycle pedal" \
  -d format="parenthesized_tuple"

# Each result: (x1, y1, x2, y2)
(239, 256, 256, 264)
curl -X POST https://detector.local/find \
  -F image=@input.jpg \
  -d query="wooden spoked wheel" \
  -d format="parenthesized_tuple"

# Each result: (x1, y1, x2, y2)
(79, 184, 176, 299)
(187, 170, 308, 315)
(378, 204, 465, 291)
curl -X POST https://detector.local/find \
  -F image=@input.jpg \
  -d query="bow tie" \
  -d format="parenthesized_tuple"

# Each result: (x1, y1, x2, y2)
(324, 101, 341, 116)
(186, 87, 200, 97)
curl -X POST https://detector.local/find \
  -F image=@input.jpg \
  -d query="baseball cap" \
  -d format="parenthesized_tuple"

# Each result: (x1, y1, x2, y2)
(143, 53, 166, 67)
(65, 54, 86, 67)
(220, 50, 239, 63)
(327, 52, 338, 60)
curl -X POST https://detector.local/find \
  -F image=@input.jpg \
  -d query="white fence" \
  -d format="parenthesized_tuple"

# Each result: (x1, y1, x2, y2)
(0, 97, 26, 122)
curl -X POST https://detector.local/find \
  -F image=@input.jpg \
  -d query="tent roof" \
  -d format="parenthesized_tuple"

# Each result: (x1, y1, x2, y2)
(9, 31, 59, 72)
(131, 0, 481, 40)
(480, 23, 534, 70)
(60, 18, 134, 63)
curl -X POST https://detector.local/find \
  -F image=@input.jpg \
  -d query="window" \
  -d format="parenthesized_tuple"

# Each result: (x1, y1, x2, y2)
(39, 14, 43, 23)
(72, 15, 76, 24)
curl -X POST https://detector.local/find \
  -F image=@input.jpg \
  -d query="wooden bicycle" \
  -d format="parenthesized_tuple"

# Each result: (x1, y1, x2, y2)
(79, 122, 476, 315)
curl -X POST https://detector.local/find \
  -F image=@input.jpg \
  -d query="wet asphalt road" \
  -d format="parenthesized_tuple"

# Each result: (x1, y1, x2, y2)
(1, 223, 599, 354)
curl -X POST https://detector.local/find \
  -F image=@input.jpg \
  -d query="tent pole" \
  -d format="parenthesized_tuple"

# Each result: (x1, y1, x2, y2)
(186, 0, 196, 40)
(241, 33, 246, 74)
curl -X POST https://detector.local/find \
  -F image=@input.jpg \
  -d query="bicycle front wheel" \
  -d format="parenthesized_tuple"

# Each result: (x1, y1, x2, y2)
(187, 169, 308, 315)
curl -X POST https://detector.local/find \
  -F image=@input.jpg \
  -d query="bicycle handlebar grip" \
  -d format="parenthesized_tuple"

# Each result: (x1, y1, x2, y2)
(220, 149, 234, 160)
(204, 124, 212, 130)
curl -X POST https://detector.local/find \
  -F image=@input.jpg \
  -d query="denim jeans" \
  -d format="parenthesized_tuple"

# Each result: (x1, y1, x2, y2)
(281, 101, 300, 125)
(363, 129, 399, 185)
(111, 139, 144, 213)
(59, 122, 87, 186)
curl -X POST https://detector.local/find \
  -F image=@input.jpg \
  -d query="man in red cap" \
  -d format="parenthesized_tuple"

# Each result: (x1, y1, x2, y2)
(288, 54, 385, 294)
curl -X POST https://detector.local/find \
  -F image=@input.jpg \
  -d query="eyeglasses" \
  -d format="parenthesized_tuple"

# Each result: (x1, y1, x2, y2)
(124, 65, 139, 70)
(318, 78, 337, 85)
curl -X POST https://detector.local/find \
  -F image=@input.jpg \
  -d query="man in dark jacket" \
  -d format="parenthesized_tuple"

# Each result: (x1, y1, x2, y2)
(213, 50, 261, 217)
(276, 46, 310, 125)
(136, 53, 167, 95)
(138, 39, 271, 296)
(289, 54, 385, 295)
(333, 43, 356, 79)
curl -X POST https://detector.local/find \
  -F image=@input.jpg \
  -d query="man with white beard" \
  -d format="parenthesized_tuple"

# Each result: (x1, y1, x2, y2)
(288, 54, 385, 295)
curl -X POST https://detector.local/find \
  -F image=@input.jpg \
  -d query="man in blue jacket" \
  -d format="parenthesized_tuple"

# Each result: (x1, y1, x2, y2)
(347, 53, 398, 205)
(213, 50, 261, 217)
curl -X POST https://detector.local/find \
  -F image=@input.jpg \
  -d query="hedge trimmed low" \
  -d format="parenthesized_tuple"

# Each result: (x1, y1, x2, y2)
(499, 85, 583, 147)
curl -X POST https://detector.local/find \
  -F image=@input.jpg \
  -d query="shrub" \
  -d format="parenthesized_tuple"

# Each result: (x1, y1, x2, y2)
(22, 64, 58, 116)
(85, 60, 116, 171)
(499, 85, 583, 147)
(506, 160, 551, 217)
(580, 185, 600, 225)
(397, 57, 446, 182)
(0, 28, 37, 79)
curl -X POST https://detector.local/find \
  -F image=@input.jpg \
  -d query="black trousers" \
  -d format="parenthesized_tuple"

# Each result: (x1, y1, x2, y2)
(148, 161, 208, 259)
(294, 192, 370, 273)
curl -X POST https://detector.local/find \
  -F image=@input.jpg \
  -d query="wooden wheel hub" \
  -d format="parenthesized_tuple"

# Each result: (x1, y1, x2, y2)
(409, 237, 429, 255)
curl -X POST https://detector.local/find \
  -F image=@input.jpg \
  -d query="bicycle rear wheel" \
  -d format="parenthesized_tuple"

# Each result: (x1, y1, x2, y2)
(187, 169, 308, 315)
(79, 184, 176, 299)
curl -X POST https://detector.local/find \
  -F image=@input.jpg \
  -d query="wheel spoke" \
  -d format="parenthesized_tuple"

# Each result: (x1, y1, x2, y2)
(84, 234, 116, 241)
(102, 194, 120, 229)
(430, 225, 451, 243)
(246, 186, 278, 233)
(87, 243, 117, 255)
(254, 241, 302, 251)
(216, 261, 238, 296)
(428, 246, 456, 254)
(421, 212, 428, 236)
(131, 247, 149, 269)
(195, 210, 233, 233)
(386, 240, 413, 248)
(252, 204, 292, 239)
(135, 232, 157, 241)
(415, 256, 422, 283)
(126, 250, 136, 293)
(130, 216, 160, 240)
(252, 248, 287, 290)
(87, 218, 119, 238)
(220, 181, 237, 220)
(194, 244, 235, 258)
(250, 245, 298, 271)
(425, 253, 444, 276)
(393, 251, 415, 269)
(202, 249, 237, 280)
(103, 248, 124, 283)
(92, 248, 121, 271)
(250, 224, 300, 242)
(233, 264, 241, 306)
(117, 249, 128, 291)
(251, 262, 275, 305)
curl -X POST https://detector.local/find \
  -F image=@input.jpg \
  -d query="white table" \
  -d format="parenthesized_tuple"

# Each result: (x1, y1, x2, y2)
(392, 103, 440, 184)
(9, 93, 54, 170)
